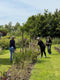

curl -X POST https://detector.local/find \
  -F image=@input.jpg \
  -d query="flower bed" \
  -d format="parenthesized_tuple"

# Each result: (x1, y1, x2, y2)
(54, 45, 60, 54)
(0, 40, 40, 80)
(0, 62, 35, 80)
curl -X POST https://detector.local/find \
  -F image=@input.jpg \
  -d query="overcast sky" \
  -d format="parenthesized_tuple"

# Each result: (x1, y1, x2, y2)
(0, 0, 60, 25)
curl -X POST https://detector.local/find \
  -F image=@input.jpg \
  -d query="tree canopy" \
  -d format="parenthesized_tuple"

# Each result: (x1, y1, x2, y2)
(23, 9, 60, 37)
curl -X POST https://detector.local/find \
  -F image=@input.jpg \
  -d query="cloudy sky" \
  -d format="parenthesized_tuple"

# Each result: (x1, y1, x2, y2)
(0, 0, 60, 25)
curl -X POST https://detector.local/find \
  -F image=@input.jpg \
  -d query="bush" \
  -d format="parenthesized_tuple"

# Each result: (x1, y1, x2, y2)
(5, 36, 11, 39)
(14, 51, 25, 64)
(31, 52, 37, 63)
(1, 31, 6, 36)
(52, 38, 60, 44)
(14, 47, 38, 65)
(15, 38, 29, 48)
(14, 50, 32, 64)
(0, 39, 9, 49)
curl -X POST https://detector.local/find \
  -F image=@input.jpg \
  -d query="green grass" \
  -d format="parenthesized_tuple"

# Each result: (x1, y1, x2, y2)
(29, 45, 60, 80)
(0, 50, 11, 75)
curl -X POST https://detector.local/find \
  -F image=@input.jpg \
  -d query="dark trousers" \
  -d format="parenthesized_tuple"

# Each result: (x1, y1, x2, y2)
(47, 46, 51, 54)
(40, 47, 46, 57)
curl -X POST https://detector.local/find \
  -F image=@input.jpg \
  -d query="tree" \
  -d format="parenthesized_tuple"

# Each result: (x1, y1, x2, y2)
(14, 22, 20, 31)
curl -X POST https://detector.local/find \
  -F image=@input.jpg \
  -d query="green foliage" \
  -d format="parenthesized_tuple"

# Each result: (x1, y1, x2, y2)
(0, 39, 9, 50)
(15, 38, 29, 48)
(31, 52, 37, 63)
(0, 27, 8, 36)
(23, 9, 60, 37)
(0, 36, 29, 50)
(14, 49, 38, 65)
(14, 51, 24, 64)
(52, 38, 60, 44)
(14, 39, 39, 65)
(14, 22, 20, 31)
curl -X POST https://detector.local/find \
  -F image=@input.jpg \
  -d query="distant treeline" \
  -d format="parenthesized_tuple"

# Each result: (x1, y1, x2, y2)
(0, 9, 60, 37)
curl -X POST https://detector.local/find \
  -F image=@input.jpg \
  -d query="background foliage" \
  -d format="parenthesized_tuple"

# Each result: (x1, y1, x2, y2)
(0, 9, 60, 38)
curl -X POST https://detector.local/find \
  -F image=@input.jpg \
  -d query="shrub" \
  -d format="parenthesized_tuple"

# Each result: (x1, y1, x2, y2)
(14, 51, 24, 64)
(0, 39, 9, 50)
(14, 47, 38, 65)
(1, 31, 6, 36)
(31, 52, 37, 63)
(5, 36, 11, 39)
(15, 38, 29, 48)
(52, 38, 60, 44)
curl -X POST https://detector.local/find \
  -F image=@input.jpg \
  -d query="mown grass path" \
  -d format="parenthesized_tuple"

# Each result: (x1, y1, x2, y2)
(29, 45, 60, 80)
(0, 50, 11, 74)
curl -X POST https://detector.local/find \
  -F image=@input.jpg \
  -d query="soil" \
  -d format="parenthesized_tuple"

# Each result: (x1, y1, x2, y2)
(4, 61, 36, 80)
(12, 63, 35, 80)
(22, 63, 35, 80)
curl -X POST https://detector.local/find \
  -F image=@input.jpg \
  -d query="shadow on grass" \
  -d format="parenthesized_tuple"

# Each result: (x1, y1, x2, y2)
(52, 53, 59, 55)
(37, 57, 51, 64)
(0, 58, 11, 65)
(37, 59, 48, 63)
(46, 57, 51, 59)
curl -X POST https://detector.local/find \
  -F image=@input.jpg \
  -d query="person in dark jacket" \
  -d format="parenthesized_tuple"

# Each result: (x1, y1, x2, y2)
(9, 36, 16, 62)
(46, 36, 52, 54)
(37, 37, 47, 58)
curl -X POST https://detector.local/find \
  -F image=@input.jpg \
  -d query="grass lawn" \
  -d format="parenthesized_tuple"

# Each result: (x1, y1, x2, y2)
(29, 45, 60, 80)
(0, 50, 11, 75)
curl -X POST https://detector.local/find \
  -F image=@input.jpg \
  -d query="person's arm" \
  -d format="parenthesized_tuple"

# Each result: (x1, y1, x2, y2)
(46, 40, 48, 44)
(46, 40, 52, 45)
(38, 41, 40, 45)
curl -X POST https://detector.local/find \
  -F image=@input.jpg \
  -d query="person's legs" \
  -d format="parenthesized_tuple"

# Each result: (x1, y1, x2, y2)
(10, 51, 12, 61)
(11, 47, 15, 60)
(48, 46, 51, 54)
(9, 47, 12, 62)
(44, 50, 47, 57)
(43, 47, 47, 57)
(49, 46, 51, 54)
(41, 50, 43, 57)
(47, 46, 50, 54)
(9, 47, 15, 62)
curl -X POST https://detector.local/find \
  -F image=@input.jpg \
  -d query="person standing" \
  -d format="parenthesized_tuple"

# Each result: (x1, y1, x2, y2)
(37, 37, 47, 58)
(9, 36, 16, 62)
(46, 36, 52, 54)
